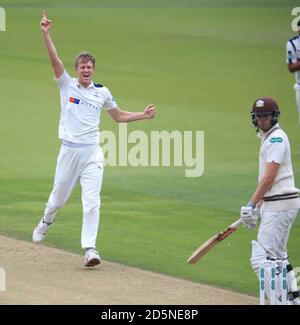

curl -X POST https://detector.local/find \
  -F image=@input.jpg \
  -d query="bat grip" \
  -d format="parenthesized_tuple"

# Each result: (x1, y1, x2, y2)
(230, 219, 242, 229)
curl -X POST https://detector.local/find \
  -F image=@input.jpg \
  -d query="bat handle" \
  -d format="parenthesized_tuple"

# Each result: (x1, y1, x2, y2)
(230, 219, 242, 229)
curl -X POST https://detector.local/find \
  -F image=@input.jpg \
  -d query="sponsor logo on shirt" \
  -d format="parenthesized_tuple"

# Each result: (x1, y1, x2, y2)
(270, 137, 283, 143)
(69, 97, 80, 104)
(69, 96, 99, 110)
(81, 99, 99, 110)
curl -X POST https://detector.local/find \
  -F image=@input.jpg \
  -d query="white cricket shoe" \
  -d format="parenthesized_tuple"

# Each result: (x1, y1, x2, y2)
(32, 218, 51, 243)
(84, 249, 101, 267)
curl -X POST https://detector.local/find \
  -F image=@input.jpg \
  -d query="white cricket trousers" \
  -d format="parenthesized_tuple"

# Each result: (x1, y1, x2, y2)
(43, 144, 104, 249)
(257, 209, 298, 260)
(294, 83, 300, 124)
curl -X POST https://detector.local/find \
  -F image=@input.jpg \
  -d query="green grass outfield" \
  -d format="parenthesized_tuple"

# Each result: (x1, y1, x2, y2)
(0, 0, 300, 298)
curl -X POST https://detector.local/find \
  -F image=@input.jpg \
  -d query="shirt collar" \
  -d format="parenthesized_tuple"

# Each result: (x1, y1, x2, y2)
(76, 79, 95, 89)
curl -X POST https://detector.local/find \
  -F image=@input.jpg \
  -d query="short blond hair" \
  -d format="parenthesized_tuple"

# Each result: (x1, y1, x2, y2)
(74, 52, 96, 68)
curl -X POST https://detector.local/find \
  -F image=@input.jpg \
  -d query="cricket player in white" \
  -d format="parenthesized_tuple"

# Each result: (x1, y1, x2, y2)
(287, 20, 300, 124)
(240, 97, 300, 304)
(32, 12, 156, 267)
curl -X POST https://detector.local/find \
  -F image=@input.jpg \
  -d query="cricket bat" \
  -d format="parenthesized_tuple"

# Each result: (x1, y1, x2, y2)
(187, 219, 242, 264)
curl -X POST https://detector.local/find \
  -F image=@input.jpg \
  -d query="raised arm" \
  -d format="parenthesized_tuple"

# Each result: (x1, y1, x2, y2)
(108, 104, 156, 123)
(40, 11, 64, 79)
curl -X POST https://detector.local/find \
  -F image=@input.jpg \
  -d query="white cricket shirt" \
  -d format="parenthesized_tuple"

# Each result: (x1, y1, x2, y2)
(55, 70, 117, 144)
(259, 124, 300, 211)
(286, 36, 300, 84)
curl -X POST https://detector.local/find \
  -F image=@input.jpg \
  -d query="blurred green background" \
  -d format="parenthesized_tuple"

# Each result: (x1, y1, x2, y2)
(0, 0, 299, 297)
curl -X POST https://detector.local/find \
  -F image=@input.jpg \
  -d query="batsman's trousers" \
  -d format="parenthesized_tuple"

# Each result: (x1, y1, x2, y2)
(257, 208, 299, 260)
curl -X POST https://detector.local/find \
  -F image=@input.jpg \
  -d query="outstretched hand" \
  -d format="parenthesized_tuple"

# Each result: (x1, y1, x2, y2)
(144, 104, 156, 119)
(40, 10, 52, 33)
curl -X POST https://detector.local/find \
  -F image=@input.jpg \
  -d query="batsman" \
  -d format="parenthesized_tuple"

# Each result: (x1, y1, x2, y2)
(240, 97, 300, 304)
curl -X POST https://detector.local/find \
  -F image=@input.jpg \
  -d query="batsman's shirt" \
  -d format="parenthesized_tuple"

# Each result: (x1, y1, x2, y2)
(55, 70, 117, 144)
(259, 124, 300, 212)
(286, 36, 300, 84)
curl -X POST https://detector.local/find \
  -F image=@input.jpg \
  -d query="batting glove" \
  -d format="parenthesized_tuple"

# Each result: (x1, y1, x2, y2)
(240, 204, 259, 230)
